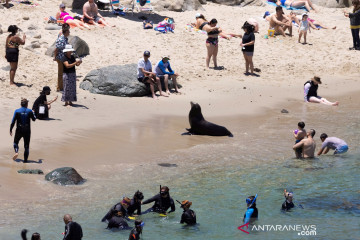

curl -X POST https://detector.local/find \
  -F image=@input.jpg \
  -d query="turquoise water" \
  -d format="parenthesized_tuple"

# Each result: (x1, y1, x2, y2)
(1, 98, 359, 239)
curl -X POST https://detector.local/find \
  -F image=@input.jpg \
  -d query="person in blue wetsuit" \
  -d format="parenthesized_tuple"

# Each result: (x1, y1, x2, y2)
(154, 56, 180, 95)
(243, 194, 258, 224)
(10, 98, 36, 162)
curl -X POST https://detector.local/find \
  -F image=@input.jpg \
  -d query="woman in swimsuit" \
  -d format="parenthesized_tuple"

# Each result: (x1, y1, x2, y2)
(5, 25, 26, 86)
(56, 4, 90, 29)
(273, 0, 318, 12)
(206, 19, 221, 69)
(191, 13, 219, 32)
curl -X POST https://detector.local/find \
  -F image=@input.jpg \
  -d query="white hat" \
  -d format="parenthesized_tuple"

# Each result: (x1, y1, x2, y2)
(63, 44, 74, 53)
(195, 13, 201, 18)
(302, 13, 308, 17)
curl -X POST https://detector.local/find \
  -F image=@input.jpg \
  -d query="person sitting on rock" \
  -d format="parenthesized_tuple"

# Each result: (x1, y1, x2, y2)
(154, 56, 180, 95)
(137, 51, 168, 99)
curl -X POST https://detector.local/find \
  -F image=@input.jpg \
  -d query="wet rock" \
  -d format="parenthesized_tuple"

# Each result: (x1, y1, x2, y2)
(65, 0, 88, 9)
(46, 35, 89, 57)
(0, 28, 2, 35)
(281, 109, 289, 114)
(80, 64, 180, 97)
(28, 24, 37, 30)
(158, 163, 178, 167)
(45, 167, 85, 185)
(209, 0, 264, 6)
(23, 16, 30, 20)
(18, 169, 44, 174)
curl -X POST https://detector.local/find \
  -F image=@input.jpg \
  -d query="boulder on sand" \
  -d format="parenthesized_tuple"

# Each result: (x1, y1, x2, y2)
(80, 64, 180, 97)
(45, 167, 85, 185)
(154, 0, 204, 11)
(18, 169, 44, 175)
(45, 35, 89, 58)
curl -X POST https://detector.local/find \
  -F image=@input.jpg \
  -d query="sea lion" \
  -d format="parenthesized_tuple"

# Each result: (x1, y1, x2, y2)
(186, 102, 233, 137)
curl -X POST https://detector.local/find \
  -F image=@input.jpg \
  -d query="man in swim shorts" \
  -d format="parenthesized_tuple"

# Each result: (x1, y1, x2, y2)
(292, 129, 316, 158)
(83, 0, 109, 26)
(317, 133, 348, 155)
(10, 98, 36, 162)
(269, 6, 292, 37)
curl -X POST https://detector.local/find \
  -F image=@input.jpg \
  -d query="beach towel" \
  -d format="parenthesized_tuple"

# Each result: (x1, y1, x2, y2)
(266, 1, 307, 11)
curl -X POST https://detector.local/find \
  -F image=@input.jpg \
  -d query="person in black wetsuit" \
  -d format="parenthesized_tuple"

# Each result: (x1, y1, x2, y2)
(21, 229, 41, 240)
(10, 98, 36, 162)
(128, 220, 144, 240)
(304, 76, 338, 106)
(179, 200, 196, 225)
(101, 197, 132, 222)
(282, 189, 295, 211)
(128, 191, 144, 216)
(32, 86, 58, 120)
(63, 214, 83, 240)
(106, 210, 131, 230)
(142, 186, 175, 214)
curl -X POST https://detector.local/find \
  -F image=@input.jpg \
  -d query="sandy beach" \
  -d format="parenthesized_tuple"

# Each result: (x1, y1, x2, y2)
(0, 0, 360, 238)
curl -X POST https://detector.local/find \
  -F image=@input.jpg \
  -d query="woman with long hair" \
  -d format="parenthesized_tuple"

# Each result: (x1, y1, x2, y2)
(5, 25, 26, 85)
(206, 19, 221, 69)
(240, 22, 256, 75)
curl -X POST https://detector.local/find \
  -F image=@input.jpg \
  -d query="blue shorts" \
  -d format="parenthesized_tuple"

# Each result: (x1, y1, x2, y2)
(334, 145, 348, 154)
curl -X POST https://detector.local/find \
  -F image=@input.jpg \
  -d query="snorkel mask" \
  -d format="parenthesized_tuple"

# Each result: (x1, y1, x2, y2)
(246, 194, 258, 208)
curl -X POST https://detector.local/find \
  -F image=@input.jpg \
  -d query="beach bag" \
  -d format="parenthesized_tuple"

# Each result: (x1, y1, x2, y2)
(155, 18, 175, 33)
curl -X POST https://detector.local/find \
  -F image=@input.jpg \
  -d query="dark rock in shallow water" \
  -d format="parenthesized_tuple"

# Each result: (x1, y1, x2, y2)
(281, 109, 289, 114)
(45, 167, 85, 185)
(158, 163, 178, 167)
(18, 169, 44, 174)
(80, 64, 180, 97)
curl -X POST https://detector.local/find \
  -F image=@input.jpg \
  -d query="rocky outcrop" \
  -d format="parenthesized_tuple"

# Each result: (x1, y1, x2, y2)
(45, 167, 85, 185)
(18, 169, 44, 174)
(62, 0, 88, 9)
(45, 35, 90, 58)
(312, 0, 350, 8)
(80, 64, 180, 97)
(209, 0, 263, 6)
(153, 0, 204, 11)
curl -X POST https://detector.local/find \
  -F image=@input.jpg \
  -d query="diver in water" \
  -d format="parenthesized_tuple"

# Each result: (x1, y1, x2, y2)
(142, 186, 175, 214)
(127, 191, 144, 216)
(107, 210, 132, 230)
(243, 194, 258, 224)
(21, 229, 41, 240)
(102, 197, 132, 222)
(282, 189, 295, 211)
(128, 220, 144, 240)
(179, 200, 197, 225)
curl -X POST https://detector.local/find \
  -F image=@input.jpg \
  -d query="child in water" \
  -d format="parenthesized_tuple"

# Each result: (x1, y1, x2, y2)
(293, 121, 306, 158)
(298, 13, 311, 44)
(282, 189, 295, 211)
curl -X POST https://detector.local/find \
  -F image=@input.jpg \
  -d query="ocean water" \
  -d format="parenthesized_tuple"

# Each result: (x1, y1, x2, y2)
(0, 97, 359, 240)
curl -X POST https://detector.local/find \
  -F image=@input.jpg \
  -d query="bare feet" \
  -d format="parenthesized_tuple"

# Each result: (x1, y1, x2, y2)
(152, 95, 158, 100)
(10, 81, 16, 86)
(333, 101, 339, 106)
(160, 92, 169, 97)
(166, 90, 171, 95)
(13, 153, 19, 161)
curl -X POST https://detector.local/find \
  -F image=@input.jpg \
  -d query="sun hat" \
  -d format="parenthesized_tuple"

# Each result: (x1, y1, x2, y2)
(63, 44, 74, 53)
(195, 13, 201, 18)
(312, 76, 322, 84)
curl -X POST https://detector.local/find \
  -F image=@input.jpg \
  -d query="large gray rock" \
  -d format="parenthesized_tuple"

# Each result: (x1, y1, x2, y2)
(209, 0, 263, 6)
(80, 64, 180, 97)
(45, 167, 85, 185)
(45, 35, 90, 58)
(153, 0, 204, 11)
(62, 0, 88, 9)
(312, 0, 350, 8)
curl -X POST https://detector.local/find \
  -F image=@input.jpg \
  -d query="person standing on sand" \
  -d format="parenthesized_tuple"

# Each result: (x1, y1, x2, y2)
(240, 21, 256, 76)
(317, 133, 348, 155)
(5, 25, 26, 86)
(53, 25, 70, 92)
(304, 76, 339, 106)
(62, 44, 81, 106)
(83, 0, 110, 26)
(343, 0, 360, 50)
(63, 214, 83, 240)
(292, 129, 316, 158)
(10, 98, 36, 162)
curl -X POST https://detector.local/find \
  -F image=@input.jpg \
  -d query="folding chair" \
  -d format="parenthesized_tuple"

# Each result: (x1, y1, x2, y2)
(135, 0, 153, 13)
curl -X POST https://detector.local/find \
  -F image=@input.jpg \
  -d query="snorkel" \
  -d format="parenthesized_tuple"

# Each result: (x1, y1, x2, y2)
(246, 194, 258, 209)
